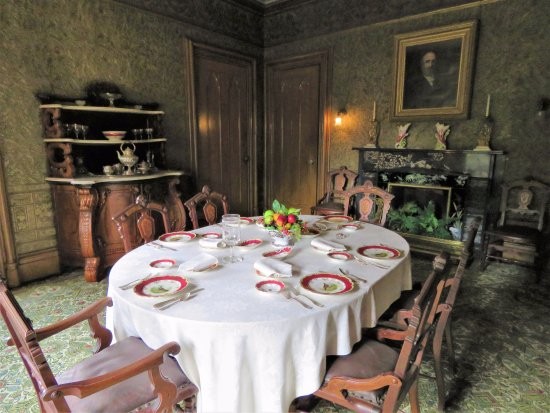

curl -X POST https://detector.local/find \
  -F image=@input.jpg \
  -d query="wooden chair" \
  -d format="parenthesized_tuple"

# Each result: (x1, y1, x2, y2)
(480, 178, 550, 282)
(0, 280, 198, 413)
(293, 252, 448, 413)
(311, 166, 358, 215)
(184, 185, 230, 229)
(112, 194, 172, 253)
(378, 218, 480, 411)
(341, 180, 394, 225)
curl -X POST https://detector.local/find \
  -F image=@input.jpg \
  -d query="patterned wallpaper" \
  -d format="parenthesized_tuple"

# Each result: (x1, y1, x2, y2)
(1, 0, 549, 263)
(0, 0, 258, 259)
(265, 0, 550, 187)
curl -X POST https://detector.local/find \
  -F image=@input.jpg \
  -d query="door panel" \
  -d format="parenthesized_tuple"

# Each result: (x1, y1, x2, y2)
(190, 42, 256, 216)
(266, 53, 329, 213)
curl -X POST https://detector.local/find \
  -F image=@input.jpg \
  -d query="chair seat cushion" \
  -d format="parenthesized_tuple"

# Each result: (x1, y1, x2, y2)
(324, 339, 399, 405)
(57, 337, 196, 413)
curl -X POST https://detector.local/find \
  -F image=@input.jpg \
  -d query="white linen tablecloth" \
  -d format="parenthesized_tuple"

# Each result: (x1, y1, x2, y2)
(106, 216, 411, 413)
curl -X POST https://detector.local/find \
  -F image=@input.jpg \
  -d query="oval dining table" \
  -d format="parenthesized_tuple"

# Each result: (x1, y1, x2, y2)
(106, 215, 412, 413)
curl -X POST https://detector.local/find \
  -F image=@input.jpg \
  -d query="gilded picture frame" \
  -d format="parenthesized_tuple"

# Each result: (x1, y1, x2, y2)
(391, 21, 478, 120)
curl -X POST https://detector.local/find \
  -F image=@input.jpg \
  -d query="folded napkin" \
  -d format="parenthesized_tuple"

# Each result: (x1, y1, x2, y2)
(199, 238, 225, 249)
(310, 238, 347, 251)
(179, 253, 218, 272)
(253, 258, 293, 278)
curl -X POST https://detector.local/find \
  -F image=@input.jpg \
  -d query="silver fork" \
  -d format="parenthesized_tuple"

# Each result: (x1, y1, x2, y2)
(148, 241, 177, 251)
(282, 289, 312, 309)
(287, 284, 324, 307)
(352, 254, 390, 269)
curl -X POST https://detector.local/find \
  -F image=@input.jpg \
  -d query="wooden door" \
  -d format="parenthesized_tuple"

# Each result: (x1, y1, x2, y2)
(187, 41, 256, 216)
(265, 52, 329, 212)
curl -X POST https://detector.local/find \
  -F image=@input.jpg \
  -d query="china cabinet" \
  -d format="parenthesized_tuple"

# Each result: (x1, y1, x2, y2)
(41, 104, 187, 282)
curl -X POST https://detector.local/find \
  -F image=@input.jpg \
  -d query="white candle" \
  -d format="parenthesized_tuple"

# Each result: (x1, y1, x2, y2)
(485, 94, 491, 118)
(372, 101, 377, 122)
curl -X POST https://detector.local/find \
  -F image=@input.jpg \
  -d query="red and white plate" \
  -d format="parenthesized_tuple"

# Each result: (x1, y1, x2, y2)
(158, 231, 197, 244)
(300, 273, 354, 295)
(262, 247, 292, 259)
(357, 245, 401, 260)
(327, 251, 353, 261)
(201, 232, 222, 239)
(255, 280, 285, 294)
(134, 275, 188, 297)
(149, 258, 176, 273)
(323, 215, 354, 223)
(240, 217, 255, 225)
(238, 238, 263, 249)
(341, 223, 360, 231)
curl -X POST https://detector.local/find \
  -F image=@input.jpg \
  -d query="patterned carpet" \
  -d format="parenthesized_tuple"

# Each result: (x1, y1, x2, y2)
(0, 257, 548, 413)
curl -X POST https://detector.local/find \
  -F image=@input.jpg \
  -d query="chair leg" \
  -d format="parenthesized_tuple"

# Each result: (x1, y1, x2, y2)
(445, 320, 456, 374)
(409, 378, 420, 413)
(433, 328, 446, 412)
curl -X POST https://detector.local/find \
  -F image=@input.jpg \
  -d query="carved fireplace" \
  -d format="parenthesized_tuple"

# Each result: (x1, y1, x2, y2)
(353, 147, 505, 258)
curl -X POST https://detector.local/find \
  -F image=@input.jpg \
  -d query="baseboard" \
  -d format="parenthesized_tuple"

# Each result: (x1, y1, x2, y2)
(14, 248, 61, 287)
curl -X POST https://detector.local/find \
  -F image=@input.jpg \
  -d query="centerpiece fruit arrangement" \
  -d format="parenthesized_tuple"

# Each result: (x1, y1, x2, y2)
(263, 200, 304, 240)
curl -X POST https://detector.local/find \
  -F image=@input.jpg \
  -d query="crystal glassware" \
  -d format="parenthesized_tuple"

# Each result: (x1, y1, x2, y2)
(221, 214, 243, 263)
(81, 125, 89, 140)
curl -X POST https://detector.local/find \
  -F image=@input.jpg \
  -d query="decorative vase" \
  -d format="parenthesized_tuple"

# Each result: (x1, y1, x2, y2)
(449, 226, 462, 241)
(269, 231, 295, 247)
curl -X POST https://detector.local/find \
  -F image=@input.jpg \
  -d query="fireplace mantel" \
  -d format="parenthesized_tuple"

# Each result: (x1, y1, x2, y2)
(352, 147, 505, 258)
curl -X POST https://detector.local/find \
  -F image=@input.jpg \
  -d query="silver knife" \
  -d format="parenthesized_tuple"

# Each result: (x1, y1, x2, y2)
(287, 284, 324, 307)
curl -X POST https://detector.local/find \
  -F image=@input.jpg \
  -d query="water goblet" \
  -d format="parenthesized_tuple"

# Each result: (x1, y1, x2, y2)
(221, 214, 243, 264)
(81, 125, 89, 140)
(73, 123, 81, 139)
(145, 127, 154, 139)
(131, 128, 140, 141)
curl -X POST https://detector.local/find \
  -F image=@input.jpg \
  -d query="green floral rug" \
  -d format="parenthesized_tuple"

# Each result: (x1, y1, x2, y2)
(0, 258, 548, 412)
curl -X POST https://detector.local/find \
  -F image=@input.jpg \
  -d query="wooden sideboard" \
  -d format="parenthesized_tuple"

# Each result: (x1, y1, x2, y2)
(352, 147, 505, 258)
(47, 172, 187, 282)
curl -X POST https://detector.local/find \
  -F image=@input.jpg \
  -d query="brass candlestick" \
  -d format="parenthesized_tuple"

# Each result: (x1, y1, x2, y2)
(366, 120, 379, 148)
(474, 116, 493, 151)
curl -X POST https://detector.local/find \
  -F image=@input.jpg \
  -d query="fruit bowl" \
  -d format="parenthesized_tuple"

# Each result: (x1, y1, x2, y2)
(102, 131, 126, 141)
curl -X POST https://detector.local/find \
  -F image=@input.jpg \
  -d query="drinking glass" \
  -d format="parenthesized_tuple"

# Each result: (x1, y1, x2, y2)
(221, 214, 243, 263)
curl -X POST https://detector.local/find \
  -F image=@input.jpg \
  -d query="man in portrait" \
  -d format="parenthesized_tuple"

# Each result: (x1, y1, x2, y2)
(403, 48, 458, 109)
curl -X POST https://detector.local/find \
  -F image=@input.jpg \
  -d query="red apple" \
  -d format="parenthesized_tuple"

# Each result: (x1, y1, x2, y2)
(287, 214, 297, 224)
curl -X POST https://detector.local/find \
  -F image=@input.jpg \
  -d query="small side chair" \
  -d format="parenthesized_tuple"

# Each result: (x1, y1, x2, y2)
(311, 166, 358, 216)
(184, 185, 230, 229)
(341, 180, 394, 225)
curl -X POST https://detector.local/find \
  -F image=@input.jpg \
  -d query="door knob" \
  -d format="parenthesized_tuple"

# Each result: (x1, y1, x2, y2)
(308, 159, 315, 165)
(243, 155, 250, 163)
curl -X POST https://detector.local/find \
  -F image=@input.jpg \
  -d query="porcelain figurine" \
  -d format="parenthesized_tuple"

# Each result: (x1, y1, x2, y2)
(435, 122, 450, 150)
(395, 123, 411, 149)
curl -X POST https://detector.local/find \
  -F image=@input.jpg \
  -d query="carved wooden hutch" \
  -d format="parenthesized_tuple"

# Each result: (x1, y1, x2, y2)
(42, 104, 187, 282)
(353, 147, 505, 258)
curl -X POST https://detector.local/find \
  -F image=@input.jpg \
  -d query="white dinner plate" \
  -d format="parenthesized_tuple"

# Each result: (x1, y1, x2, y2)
(300, 273, 354, 295)
(158, 231, 197, 244)
(134, 275, 188, 297)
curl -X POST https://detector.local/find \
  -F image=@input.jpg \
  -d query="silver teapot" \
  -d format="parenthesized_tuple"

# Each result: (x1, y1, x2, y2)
(117, 143, 138, 175)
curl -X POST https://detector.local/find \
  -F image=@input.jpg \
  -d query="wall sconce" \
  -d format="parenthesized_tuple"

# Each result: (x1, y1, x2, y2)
(335, 108, 347, 126)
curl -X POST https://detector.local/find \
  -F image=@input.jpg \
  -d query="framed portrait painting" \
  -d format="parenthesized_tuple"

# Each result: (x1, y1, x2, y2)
(391, 21, 478, 120)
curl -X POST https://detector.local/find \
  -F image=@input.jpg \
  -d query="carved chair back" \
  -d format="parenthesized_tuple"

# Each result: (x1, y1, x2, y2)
(312, 166, 358, 215)
(112, 195, 172, 253)
(315, 252, 448, 413)
(341, 180, 395, 225)
(185, 185, 230, 229)
(497, 178, 550, 231)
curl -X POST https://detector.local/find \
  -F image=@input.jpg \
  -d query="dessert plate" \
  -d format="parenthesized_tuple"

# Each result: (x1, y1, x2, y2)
(240, 217, 255, 225)
(341, 223, 360, 231)
(327, 251, 353, 261)
(201, 232, 222, 239)
(134, 275, 188, 297)
(300, 273, 354, 295)
(158, 231, 197, 244)
(238, 238, 262, 249)
(255, 280, 285, 294)
(262, 247, 292, 259)
(149, 258, 177, 273)
(357, 245, 401, 260)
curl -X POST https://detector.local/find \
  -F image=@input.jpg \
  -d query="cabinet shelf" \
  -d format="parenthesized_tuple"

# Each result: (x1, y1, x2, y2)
(40, 104, 163, 115)
(44, 138, 167, 145)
